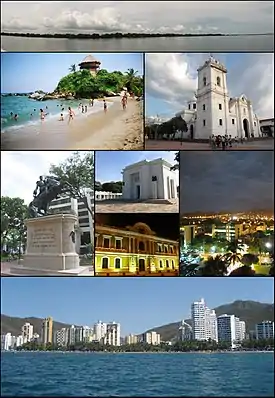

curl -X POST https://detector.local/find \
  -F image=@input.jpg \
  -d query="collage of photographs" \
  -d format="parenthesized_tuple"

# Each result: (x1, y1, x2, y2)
(0, 1, 274, 398)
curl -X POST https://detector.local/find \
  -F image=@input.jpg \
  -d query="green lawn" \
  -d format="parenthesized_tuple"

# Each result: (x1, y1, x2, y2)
(253, 264, 271, 275)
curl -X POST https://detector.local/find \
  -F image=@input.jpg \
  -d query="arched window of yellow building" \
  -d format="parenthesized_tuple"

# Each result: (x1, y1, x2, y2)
(115, 258, 121, 269)
(159, 260, 163, 268)
(172, 260, 174, 269)
(102, 257, 109, 269)
(166, 260, 169, 268)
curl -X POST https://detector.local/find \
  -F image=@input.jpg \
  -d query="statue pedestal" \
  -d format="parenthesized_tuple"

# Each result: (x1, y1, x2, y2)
(9, 214, 93, 276)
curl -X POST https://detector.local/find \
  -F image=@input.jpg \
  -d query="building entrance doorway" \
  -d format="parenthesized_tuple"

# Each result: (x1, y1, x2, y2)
(138, 258, 145, 272)
(190, 124, 194, 140)
(136, 185, 140, 199)
(243, 119, 249, 138)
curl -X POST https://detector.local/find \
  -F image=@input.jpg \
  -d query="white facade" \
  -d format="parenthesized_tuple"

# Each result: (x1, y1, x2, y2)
(122, 158, 178, 201)
(176, 56, 261, 139)
(16, 335, 24, 347)
(55, 328, 69, 346)
(3, 333, 16, 350)
(256, 321, 274, 340)
(94, 321, 107, 342)
(125, 334, 139, 344)
(179, 320, 193, 341)
(235, 318, 246, 342)
(22, 322, 34, 343)
(191, 298, 207, 340)
(50, 189, 94, 255)
(217, 314, 237, 348)
(95, 191, 122, 201)
(104, 322, 121, 346)
(206, 309, 218, 342)
(143, 331, 161, 345)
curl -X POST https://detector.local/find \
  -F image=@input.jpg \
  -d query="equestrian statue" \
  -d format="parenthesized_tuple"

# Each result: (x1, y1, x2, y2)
(28, 175, 73, 218)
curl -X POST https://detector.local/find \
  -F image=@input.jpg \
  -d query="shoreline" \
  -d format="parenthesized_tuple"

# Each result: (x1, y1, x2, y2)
(4, 350, 274, 354)
(1, 97, 144, 150)
(1, 33, 274, 40)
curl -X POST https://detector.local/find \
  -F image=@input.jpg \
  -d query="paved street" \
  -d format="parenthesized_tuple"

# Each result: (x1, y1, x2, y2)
(145, 139, 274, 150)
(96, 200, 179, 213)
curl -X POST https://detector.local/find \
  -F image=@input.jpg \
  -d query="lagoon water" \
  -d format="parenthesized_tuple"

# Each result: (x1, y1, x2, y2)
(1, 352, 274, 397)
(1, 34, 274, 52)
(1, 96, 108, 133)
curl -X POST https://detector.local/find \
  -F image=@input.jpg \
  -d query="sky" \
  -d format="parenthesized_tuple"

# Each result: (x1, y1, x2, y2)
(1, 277, 274, 336)
(1, 52, 143, 93)
(96, 151, 178, 183)
(145, 53, 274, 120)
(96, 214, 179, 241)
(1, 151, 93, 204)
(1, 1, 274, 35)
(180, 151, 274, 214)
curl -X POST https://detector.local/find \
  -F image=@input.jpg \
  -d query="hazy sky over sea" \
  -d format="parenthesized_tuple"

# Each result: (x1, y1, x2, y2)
(180, 151, 274, 214)
(145, 53, 274, 120)
(1, 1, 274, 35)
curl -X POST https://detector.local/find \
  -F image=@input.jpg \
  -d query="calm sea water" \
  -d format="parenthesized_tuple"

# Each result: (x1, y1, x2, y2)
(1, 96, 108, 133)
(1, 352, 274, 397)
(1, 34, 274, 52)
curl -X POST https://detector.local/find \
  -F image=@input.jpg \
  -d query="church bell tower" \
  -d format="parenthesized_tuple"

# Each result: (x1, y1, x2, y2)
(196, 56, 230, 137)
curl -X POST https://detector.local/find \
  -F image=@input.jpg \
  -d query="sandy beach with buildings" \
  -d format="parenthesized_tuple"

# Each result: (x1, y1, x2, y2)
(1, 97, 144, 150)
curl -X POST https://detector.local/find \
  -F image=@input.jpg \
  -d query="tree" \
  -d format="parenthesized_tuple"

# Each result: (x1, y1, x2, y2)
(229, 266, 256, 276)
(69, 64, 76, 73)
(170, 152, 180, 171)
(223, 240, 244, 269)
(101, 181, 123, 193)
(200, 255, 228, 276)
(1, 196, 28, 256)
(49, 152, 94, 216)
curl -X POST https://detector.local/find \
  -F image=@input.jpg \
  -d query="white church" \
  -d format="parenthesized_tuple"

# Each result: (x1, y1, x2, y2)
(176, 55, 261, 139)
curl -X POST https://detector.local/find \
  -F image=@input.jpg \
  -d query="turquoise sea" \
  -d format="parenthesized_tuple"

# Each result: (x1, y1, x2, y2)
(1, 96, 107, 133)
(1, 352, 274, 396)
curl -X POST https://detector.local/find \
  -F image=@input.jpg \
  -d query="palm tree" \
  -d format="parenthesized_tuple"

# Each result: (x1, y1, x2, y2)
(229, 266, 256, 276)
(223, 240, 245, 273)
(200, 255, 228, 276)
(69, 64, 76, 73)
(124, 68, 139, 92)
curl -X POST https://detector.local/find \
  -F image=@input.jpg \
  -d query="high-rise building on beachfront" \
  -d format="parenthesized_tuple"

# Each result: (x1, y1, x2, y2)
(2, 333, 17, 351)
(22, 322, 34, 344)
(55, 328, 69, 347)
(94, 321, 107, 342)
(104, 322, 121, 346)
(235, 318, 246, 342)
(217, 314, 237, 348)
(191, 298, 207, 340)
(41, 317, 53, 345)
(256, 321, 274, 340)
(125, 334, 139, 344)
(142, 331, 161, 345)
(239, 321, 246, 341)
(191, 298, 217, 341)
(179, 320, 193, 341)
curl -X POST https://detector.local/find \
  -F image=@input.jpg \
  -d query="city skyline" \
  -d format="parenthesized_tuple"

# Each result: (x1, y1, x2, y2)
(1, 53, 143, 93)
(180, 151, 274, 214)
(95, 151, 177, 183)
(1, 278, 274, 336)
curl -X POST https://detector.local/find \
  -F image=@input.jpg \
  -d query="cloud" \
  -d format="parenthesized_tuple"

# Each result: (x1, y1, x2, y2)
(1, 1, 274, 34)
(145, 53, 274, 119)
(1, 151, 89, 203)
(179, 151, 274, 214)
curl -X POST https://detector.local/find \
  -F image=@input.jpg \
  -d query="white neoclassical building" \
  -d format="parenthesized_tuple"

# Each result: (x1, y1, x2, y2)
(122, 158, 178, 201)
(176, 55, 261, 139)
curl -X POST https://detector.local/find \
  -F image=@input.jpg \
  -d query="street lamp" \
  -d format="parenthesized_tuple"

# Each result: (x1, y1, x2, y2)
(265, 242, 272, 249)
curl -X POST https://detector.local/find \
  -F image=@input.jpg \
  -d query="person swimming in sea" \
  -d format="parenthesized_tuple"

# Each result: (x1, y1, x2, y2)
(14, 114, 18, 121)
(59, 113, 64, 121)
(10, 112, 14, 119)
(103, 100, 107, 113)
(30, 113, 33, 119)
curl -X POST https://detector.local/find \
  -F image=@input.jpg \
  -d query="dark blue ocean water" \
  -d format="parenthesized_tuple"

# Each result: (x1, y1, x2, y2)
(1, 352, 274, 397)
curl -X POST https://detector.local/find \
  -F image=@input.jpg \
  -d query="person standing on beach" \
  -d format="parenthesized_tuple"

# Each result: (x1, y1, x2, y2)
(91, 99, 94, 107)
(85, 105, 88, 113)
(121, 95, 127, 110)
(59, 113, 64, 121)
(68, 107, 75, 123)
(103, 100, 107, 113)
(40, 109, 45, 121)
(82, 105, 85, 114)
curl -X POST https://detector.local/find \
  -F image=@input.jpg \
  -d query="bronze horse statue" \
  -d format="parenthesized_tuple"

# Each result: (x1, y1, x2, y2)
(28, 176, 73, 218)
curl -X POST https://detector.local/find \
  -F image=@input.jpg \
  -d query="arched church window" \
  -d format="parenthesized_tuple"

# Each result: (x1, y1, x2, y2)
(217, 76, 221, 86)
(139, 241, 145, 251)
(203, 77, 206, 86)
(115, 258, 121, 269)
(203, 104, 205, 111)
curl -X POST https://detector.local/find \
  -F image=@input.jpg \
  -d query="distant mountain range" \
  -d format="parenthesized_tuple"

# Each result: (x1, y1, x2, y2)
(181, 210, 274, 217)
(143, 301, 274, 341)
(1, 301, 274, 340)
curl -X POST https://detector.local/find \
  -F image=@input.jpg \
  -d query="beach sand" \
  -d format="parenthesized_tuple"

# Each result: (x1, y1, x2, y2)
(1, 97, 144, 150)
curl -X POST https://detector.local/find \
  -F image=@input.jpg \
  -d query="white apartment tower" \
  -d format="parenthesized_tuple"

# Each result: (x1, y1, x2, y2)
(217, 314, 237, 348)
(104, 322, 121, 346)
(191, 298, 217, 341)
(94, 321, 107, 342)
(143, 331, 161, 345)
(22, 322, 34, 344)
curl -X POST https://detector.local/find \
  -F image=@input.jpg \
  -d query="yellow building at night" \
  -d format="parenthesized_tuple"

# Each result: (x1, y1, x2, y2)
(95, 222, 179, 276)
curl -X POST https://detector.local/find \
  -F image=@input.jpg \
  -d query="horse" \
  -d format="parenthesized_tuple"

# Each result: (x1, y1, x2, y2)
(28, 180, 72, 217)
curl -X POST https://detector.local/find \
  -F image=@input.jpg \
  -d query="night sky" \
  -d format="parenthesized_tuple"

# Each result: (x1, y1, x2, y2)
(180, 151, 274, 214)
(95, 214, 179, 240)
